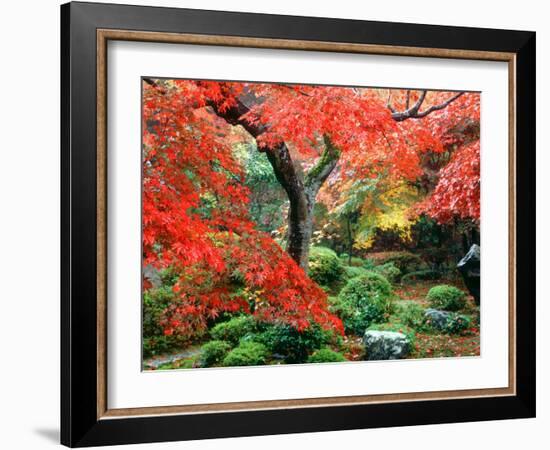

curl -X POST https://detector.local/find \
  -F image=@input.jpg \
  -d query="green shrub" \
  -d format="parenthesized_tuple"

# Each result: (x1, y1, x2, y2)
(308, 246, 345, 286)
(344, 265, 369, 280)
(143, 286, 174, 338)
(362, 258, 376, 270)
(252, 323, 333, 364)
(199, 340, 232, 367)
(222, 341, 269, 367)
(143, 285, 188, 357)
(426, 285, 467, 311)
(373, 262, 401, 283)
(335, 272, 393, 335)
(397, 302, 427, 330)
(377, 251, 426, 274)
(401, 269, 441, 284)
(307, 348, 347, 363)
(367, 321, 416, 345)
(178, 357, 199, 369)
(210, 316, 256, 345)
(444, 313, 472, 334)
(349, 256, 365, 267)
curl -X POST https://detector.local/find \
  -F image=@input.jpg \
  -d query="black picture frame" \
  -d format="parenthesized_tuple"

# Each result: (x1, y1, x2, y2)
(61, 1, 536, 447)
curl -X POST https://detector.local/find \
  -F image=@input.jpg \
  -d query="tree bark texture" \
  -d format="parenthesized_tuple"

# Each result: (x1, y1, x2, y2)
(210, 97, 340, 271)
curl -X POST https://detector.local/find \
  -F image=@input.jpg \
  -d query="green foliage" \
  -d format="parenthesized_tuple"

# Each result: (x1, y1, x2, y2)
(241, 143, 287, 233)
(308, 246, 345, 286)
(210, 316, 257, 345)
(377, 251, 426, 274)
(222, 341, 269, 367)
(250, 323, 334, 364)
(344, 265, 369, 280)
(349, 256, 366, 267)
(373, 262, 401, 283)
(361, 258, 376, 270)
(334, 272, 393, 335)
(143, 336, 183, 358)
(143, 284, 188, 357)
(199, 340, 232, 367)
(444, 313, 472, 335)
(307, 348, 347, 363)
(178, 358, 199, 369)
(143, 285, 174, 338)
(401, 269, 441, 284)
(426, 285, 467, 311)
(396, 302, 428, 331)
(367, 321, 416, 345)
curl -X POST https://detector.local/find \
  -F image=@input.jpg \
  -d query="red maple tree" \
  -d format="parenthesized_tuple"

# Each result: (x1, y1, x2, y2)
(142, 79, 479, 337)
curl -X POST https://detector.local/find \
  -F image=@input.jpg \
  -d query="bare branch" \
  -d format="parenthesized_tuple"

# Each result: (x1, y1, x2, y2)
(390, 90, 464, 122)
(412, 92, 465, 119)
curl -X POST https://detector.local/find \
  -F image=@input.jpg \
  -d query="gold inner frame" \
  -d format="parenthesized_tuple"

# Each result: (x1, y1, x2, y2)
(96, 29, 517, 420)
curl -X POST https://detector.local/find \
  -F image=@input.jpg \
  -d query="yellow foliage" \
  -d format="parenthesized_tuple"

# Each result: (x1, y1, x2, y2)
(354, 183, 419, 249)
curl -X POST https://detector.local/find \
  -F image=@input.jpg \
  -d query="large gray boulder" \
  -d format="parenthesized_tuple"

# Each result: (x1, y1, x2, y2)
(363, 330, 411, 360)
(457, 244, 480, 305)
(424, 308, 451, 331)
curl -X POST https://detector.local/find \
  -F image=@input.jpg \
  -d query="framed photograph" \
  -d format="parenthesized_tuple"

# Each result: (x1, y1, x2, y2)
(61, 1, 535, 447)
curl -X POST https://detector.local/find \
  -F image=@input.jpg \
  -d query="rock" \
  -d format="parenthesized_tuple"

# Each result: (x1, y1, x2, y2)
(363, 330, 410, 360)
(143, 264, 162, 288)
(424, 308, 451, 330)
(457, 244, 480, 305)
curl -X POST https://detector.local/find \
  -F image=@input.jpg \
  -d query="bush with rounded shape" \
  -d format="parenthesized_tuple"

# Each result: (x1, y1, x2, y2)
(199, 340, 232, 367)
(349, 256, 366, 267)
(444, 313, 472, 334)
(362, 258, 376, 270)
(397, 302, 427, 330)
(335, 272, 393, 335)
(373, 262, 401, 283)
(426, 285, 467, 311)
(222, 341, 269, 367)
(253, 323, 333, 364)
(308, 246, 345, 286)
(344, 265, 369, 280)
(210, 316, 256, 345)
(307, 348, 347, 363)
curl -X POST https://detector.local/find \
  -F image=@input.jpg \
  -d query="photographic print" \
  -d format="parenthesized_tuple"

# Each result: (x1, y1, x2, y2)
(141, 78, 481, 371)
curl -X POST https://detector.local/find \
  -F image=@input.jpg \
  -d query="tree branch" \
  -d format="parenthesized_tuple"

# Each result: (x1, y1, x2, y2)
(304, 135, 341, 194)
(386, 91, 396, 114)
(390, 90, 464, 122)
(206, 97, 267, 139)
(411, 92, 465, 119)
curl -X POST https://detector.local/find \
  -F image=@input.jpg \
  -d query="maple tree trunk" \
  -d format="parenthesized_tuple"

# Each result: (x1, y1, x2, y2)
(265, 145, 312, 270)
(209, 97, 340, 271)
(266, 136, 340, 271)
(286, 188, 315, 270)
